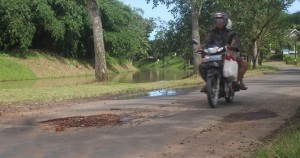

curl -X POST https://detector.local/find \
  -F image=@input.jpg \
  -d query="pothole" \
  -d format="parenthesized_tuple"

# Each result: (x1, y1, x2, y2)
(111, 89, 178, 99)
(223, 110, 278, 122)
(109, 88, 198, 100)
(40, 113, 141, 132)
(148, 89, 177, 97)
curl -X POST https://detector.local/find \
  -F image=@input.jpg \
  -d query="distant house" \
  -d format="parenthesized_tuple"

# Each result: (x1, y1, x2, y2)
(286, 29, 299, 57)
(289, 51, 297, 57)
(287, 29, 300, 39)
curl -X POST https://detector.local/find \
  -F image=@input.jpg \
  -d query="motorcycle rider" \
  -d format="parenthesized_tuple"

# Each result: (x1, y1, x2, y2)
(199, 12, 248, 92)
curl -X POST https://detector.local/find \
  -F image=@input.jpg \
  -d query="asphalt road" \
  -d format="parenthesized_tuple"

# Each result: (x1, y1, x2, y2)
(1, 66, 300, 158)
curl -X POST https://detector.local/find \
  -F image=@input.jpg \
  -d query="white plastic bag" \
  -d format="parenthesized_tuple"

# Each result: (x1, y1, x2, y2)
(223, 59, 238, 81)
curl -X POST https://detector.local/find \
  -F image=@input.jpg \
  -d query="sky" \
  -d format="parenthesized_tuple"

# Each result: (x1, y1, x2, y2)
(288, 0, 300, 13)
(120, 0, 174, 22)
(120, 0, 300, 22)
(120, 0, 300, 39)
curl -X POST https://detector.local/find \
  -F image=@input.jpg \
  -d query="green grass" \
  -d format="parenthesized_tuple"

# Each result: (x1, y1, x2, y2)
(0, 57, 37, 81)
(254, 125, 300, 158)
(256, 65, 279, 70)
(0, 51, 135, 81)
(0, 76, 201, 104)
(246, 65, 279, 77)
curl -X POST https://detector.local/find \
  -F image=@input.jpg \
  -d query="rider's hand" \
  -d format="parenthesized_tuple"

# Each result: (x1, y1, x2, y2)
(227, 45, 233, 51)
(196, 47, 205, 58)
(197, 47, 203, 53)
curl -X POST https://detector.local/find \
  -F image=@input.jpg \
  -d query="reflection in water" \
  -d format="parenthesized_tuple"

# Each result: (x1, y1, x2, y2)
(0, 68, 193, 89)
(108, 68, 193, 83)
(148, 89, 177, 97)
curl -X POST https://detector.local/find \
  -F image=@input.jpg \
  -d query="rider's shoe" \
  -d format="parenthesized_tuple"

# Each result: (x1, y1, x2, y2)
(239, 82, 248, 90)
(233, 82, 240, 91)
(200, 85, 206, 92)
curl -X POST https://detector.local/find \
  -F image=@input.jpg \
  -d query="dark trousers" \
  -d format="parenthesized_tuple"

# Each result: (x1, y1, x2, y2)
(198, 63, 207, 81)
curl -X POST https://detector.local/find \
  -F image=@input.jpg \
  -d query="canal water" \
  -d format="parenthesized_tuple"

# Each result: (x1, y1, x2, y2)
(0, 68, 194, 89)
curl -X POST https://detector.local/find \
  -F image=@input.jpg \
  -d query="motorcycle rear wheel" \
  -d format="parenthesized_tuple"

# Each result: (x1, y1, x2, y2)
(206, 76, 220, 108)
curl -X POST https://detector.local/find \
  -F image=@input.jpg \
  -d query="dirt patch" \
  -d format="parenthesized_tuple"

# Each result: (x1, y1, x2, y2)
(40, 113, 141, 132)
(223, 110, 278, 122)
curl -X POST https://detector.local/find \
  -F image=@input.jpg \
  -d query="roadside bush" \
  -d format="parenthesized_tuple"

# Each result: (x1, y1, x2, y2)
(284, 55, 300, 65)
(297, 56, 300, 63)
(270, 54, 283, 61)
(284, 55, 294, 63)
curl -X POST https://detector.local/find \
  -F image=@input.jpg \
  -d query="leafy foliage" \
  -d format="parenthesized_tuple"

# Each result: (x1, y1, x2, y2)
(1, 0, 299, 65)
(0, 0, 36, 51)
(147, 0, 297, 66)
(100, 0, 154, 61)
(0, 0, 154, 61)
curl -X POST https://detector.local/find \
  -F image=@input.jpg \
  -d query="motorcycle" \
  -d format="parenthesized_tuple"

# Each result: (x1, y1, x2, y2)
(192, 40, 240, 108)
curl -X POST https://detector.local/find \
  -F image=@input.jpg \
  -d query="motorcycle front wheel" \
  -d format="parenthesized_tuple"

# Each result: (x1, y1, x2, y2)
(206, 75, 220, 108)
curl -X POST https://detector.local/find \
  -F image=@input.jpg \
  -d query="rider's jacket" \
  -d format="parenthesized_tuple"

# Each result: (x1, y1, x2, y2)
(201, 27, 241, 53)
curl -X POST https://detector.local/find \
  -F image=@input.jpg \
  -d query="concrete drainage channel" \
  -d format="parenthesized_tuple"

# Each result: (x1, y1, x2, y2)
(39, 113, 143, 132)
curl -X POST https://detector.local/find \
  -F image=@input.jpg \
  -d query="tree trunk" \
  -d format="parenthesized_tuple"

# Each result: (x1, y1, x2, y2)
(190, 0, 200, 74)
(87, 0, 107, 82)
(258, 51, 263, 65)
(252, 40, 258, 69)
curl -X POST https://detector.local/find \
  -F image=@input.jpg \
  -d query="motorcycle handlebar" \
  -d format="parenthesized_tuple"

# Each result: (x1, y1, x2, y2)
(198, 46, 227, 55)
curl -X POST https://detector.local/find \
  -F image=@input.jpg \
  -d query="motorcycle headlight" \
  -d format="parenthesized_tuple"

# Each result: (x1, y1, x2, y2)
(212, 62, 219, 67)
(205, 55, 222, 62)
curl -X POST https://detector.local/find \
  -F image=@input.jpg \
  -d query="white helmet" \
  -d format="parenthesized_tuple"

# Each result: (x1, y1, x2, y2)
(226, 18, 232, 29)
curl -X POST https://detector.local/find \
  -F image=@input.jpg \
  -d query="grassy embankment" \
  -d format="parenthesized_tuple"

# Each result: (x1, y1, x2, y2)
(134, 56, 192, 69)
(0, 54, 37, 81)
(0, 51, 94, 81)
(0, 51, 139, 82)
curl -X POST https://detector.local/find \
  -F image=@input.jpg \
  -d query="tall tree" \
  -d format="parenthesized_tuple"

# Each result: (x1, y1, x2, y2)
(87, 0, 107, 81)
(191, 0, 200, 73)
(147, 0, 202, 73)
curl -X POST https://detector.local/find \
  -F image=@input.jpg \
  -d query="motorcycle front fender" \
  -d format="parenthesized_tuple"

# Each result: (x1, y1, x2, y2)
(207, 69, 221, 78)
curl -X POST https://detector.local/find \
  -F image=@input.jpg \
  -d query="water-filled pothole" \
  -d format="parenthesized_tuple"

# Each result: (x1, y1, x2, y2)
(40, 113, 141, 132)
(110, 89, 178, 100)
(148, 89, 177, 97)
(223, 110, 278, 122)
(110, 88, 198, 100)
